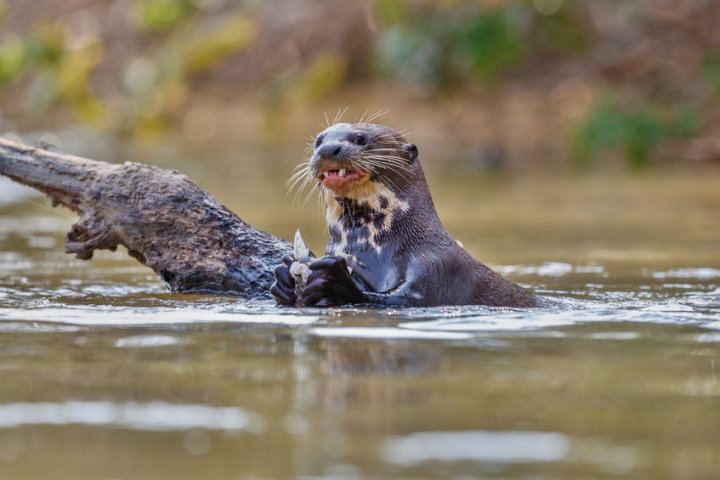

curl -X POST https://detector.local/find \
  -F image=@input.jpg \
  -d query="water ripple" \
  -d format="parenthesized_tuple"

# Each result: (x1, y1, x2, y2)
(381, 430, 570, 465)
(0, 306, 318, 326)
(0, 401, 265, 432)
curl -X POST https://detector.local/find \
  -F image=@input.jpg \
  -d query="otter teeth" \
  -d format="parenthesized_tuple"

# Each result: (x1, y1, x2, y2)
(320, 169, 353, 180)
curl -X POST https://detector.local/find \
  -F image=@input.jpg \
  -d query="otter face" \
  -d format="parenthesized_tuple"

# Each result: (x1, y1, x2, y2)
(306, 123, 418, 199)
(313, 123, 371, 195)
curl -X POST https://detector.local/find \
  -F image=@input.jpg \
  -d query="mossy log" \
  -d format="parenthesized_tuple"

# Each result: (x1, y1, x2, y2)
(0, 138, 292, 298)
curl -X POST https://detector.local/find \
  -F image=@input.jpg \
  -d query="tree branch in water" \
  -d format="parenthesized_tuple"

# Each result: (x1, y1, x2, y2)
(0, 138, 291, 298)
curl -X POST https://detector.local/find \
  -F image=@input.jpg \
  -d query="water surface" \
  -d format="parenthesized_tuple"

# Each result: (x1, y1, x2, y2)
(0, 135, 718, 479)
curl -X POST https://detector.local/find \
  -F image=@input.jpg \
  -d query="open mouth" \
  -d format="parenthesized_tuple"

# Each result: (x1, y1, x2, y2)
(318, 168, 365, 190)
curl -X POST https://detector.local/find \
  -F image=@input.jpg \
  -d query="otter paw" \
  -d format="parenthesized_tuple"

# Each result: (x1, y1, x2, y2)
(298, 256, 367, 306)
(270, 255, 297, 306)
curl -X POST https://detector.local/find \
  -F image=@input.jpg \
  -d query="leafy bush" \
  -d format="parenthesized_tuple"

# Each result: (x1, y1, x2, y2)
(573, 98, 700, 169)
(375, 4, 527, 90)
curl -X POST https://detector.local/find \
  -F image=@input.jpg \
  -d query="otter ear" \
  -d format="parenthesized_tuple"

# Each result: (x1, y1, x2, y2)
(403, 143, 418, 162)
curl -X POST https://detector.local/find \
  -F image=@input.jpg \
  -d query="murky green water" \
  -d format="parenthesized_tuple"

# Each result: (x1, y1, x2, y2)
(0, 133, 719, 479)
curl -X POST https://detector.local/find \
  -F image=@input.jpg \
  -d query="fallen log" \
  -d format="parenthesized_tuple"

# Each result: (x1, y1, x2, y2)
(0, 138, 292, 298)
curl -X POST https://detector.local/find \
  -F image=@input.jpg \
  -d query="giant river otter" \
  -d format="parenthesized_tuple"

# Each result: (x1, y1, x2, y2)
(271, 122, 539, 308)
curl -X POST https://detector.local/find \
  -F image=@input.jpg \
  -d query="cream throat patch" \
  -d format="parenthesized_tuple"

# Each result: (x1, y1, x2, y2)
(324, 182, 410, 255)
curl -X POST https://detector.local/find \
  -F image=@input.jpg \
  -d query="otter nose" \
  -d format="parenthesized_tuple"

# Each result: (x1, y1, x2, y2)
(316, 142, 344, 159)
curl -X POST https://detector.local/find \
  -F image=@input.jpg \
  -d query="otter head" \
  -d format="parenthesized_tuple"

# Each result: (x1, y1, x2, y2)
(308, 123, 419, 199)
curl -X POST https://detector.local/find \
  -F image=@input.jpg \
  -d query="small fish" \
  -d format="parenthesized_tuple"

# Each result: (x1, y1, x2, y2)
(290, 229, 312, 301)
(293, 228, 310, 261)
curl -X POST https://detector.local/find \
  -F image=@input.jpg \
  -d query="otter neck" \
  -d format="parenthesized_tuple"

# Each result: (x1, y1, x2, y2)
(323, 183, 411, 256)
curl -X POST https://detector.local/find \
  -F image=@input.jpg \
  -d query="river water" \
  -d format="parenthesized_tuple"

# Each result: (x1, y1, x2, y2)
(0, 135, 718, 479)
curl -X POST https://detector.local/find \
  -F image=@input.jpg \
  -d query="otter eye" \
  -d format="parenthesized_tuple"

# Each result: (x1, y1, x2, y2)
(353, 134, 367, 146)
(314, 135, 324, 148)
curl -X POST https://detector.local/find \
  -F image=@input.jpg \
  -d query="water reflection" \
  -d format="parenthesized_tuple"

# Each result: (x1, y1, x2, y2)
(115, 334, 183, 348)
(1, 141, 719, 479)
(381, 430, 570, 464)
(310, 327, 472, 340)
(0, 307, 318, 326)
(0, 401, 263, 432)
(381, 430, 648, 475)
(318, 341, 442, 377)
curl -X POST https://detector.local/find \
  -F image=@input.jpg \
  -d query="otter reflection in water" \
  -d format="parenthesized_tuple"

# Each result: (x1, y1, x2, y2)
(271, 122, 539, 308)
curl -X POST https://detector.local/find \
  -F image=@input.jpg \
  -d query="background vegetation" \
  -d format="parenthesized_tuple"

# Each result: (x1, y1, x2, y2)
(1, 0, 719, 170)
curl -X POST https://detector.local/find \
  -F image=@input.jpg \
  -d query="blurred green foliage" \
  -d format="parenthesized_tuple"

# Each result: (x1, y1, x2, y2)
(125, 13, 256, 134)
(0, 0, 715, 167)
(0, 2, 256, 134)
(133, 0, 196, 31)
(376, 5, 524, 89)
(375, 0, 593, 90)
(460, 11, 525, 81)
(290, 52, 347, 103)
(532, 2, 594, 54)
(24, 23, 65, 66)
(0, 21, 107, 123)
(703, 54, 720, 97)
(0, 35, 23, 83)
(180, 15, 256, 73)
(573, 98, 699, 169)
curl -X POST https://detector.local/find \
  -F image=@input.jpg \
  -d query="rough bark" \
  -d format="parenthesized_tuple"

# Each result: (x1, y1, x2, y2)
(0, 138, 292, 298)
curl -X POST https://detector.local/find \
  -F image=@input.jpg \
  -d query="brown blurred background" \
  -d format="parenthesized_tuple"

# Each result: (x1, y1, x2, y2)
(1, 0, 720, 171)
